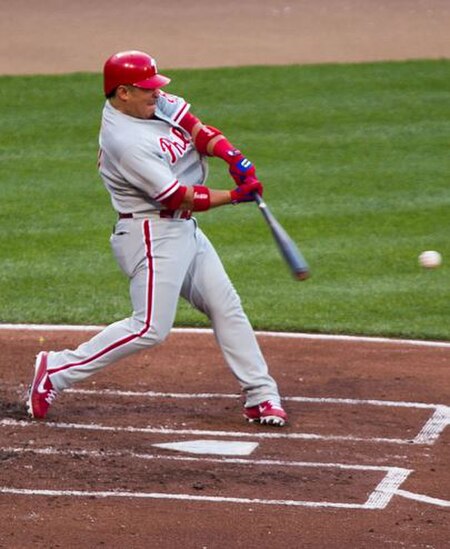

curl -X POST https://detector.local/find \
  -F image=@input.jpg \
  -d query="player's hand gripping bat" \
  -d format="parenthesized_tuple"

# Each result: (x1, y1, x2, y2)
(254, 193, 310, 281)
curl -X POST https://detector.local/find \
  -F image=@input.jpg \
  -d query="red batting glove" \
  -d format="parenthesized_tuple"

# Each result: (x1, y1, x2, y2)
(212, 139, 257, 186)
(230, 178, 263, 204)
(227, 150, 257, 186)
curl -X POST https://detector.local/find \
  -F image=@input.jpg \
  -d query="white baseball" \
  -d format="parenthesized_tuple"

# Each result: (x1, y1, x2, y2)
(418, 250, 442, 269)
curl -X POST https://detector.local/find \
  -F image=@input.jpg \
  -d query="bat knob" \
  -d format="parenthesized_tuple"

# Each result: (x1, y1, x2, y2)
(296, 270, 310, 281)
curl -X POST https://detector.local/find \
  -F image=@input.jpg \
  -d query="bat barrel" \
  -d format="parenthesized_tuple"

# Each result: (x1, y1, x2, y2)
(254, 193, 310, 281)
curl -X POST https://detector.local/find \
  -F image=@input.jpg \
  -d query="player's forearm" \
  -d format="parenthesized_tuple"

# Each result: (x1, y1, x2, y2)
(180, 112, 236, 158)
(179, 112, 256, 184)
(179, 181, 264, 210)
(160, 182, 262, 212)
(178, 186, 231, 210)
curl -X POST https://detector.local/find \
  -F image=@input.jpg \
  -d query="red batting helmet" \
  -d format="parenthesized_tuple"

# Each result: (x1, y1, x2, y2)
(103, 50, 171, 96)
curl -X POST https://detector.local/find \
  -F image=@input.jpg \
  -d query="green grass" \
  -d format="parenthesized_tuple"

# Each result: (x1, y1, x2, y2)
(1, 60, 449, 339)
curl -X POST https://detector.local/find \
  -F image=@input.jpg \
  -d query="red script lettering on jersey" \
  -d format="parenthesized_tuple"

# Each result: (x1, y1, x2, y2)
(159, 128, 191, 164)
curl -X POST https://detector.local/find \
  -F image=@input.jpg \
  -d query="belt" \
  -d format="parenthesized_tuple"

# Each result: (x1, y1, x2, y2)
(118, 209, 192, 220)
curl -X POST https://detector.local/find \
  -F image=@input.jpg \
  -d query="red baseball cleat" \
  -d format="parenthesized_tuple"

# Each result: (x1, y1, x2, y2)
(243, 400, 288, 426)
(26, 351, 58, 419)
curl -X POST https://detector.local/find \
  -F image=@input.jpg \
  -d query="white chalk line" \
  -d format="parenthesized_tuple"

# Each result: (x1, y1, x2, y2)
(395, 489, 450, 508)
(364, 468, 412, 509)
(0, 487, 369, 509)
(412, 405, 450, 444)
(4, 486, 447, 509)
(1, 323, 450, 348)
(1, 389, 445, 447)
(0, 445, 406, 473)
(66, 388, 448, 411)
(0, 445, 411, 509)
(2, 447, 448, 508)
(2, 446, 449, 508)
(0, 418, 414, 445)
(64, 389, 450, 445)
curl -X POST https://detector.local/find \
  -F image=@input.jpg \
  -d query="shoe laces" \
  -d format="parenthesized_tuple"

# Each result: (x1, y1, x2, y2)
(45, 389, 58, 405)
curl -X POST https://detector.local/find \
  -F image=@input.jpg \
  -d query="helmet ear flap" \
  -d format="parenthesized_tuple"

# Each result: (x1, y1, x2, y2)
(103, 51, 170, 97)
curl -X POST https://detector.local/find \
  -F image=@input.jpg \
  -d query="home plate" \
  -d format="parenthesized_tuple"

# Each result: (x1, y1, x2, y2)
(152, 440, 259, 456)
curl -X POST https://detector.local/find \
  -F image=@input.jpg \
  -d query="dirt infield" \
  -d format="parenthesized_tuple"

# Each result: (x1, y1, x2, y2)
(0, 329, 449, 547)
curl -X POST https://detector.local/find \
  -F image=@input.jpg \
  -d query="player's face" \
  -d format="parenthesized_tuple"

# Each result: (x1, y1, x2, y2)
(120, 86, 160, 119)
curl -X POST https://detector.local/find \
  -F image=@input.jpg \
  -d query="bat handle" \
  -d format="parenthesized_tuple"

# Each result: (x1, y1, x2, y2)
(253, 192, 263, 206)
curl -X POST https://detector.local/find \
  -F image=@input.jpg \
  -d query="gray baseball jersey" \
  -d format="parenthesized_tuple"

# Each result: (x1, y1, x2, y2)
(44, 92, 281, 408)
(99, 94, 208, 214)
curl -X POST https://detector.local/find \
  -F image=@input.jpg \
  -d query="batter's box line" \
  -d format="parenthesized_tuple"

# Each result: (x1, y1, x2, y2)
(1, 485, 448, 508)
(0, 445, 413, 509)
(65, 389, 450, 446)
(0, 415, 446, 446)
(1, 447, 449, 508)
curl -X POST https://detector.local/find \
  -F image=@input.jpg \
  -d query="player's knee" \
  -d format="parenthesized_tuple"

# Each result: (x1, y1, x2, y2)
(140, 324, 171, 346)
(131, 317, 171, 347)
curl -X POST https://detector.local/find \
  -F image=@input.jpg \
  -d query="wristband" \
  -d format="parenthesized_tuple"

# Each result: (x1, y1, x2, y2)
(193, 125, 222, 156)
(192, 185, 211, 211)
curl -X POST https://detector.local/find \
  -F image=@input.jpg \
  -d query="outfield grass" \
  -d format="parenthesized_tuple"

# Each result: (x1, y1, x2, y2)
(0, 60, 449, 339)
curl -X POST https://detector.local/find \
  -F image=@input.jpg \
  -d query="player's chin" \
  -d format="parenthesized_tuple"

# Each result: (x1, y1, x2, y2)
(145, 104, 157, 118)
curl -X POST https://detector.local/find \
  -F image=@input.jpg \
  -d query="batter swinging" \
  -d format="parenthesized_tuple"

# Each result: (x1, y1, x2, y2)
(27, 51, 288, 426)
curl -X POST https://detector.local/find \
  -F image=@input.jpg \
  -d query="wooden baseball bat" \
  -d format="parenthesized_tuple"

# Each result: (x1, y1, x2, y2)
(254, 193, 310, 281)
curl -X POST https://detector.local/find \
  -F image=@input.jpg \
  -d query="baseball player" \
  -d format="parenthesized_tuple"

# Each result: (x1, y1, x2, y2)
(27, 50, 288, 426)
